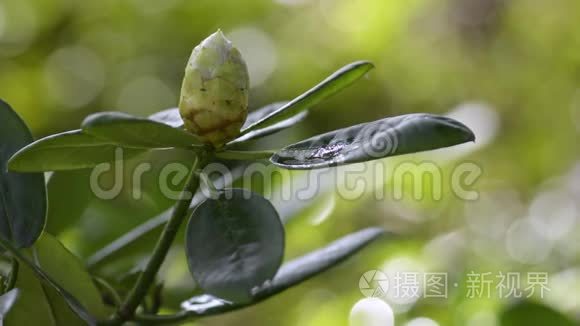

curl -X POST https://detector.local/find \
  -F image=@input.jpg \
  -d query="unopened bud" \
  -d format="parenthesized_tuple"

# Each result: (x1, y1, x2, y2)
(179, 30, 249, 147)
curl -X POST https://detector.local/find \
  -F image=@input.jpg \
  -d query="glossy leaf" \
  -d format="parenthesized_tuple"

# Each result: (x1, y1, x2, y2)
(0, 99, 46, 247)
(185, 189, 284, 303)
(180, 228, 384, 317)
(242, 102, 291, 129)
(82, 111, 202, 148)
(500, 301, 575, 326)
(8, 130, 146, 172)
(45, 169, 96, 235)
(271, 113, 475, 169)
(148, 107, 183, 128)
(240, 61, 374, 135)
(227, 102, 307, 146)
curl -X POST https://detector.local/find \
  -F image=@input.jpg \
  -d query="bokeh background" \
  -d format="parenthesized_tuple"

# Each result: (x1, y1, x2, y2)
(1, 0, 579, 325)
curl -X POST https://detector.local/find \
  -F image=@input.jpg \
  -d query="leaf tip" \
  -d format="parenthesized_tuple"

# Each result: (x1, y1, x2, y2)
(455, 119, 476, 143)
(353, 60, 374, 68)
(5, 144, 31, 173)
(428, 114, 476, 144)
(6, 152, 20, 171)
(351, 60, 375, 73)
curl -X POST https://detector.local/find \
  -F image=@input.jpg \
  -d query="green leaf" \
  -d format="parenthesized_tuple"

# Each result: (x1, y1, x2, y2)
(0, 99, 46, 247)
(500, 301, 575, 326)
(45, 169, 95, 235)
(0, 288, 19, 317)
(227, 102, 307, 146)
(180, 228, 384, 317)
(271, 113, 475, 170)
(239, 61, 374, 136)
(32, 233, 109, 319)
(8, 130, 146, 172)
(82, 111, 202, 148)
(148, 107, 183, 128)
(0, 235, 99, 325)
(242, 102, 291, 128)
(185, 189, 284, 304)
(4, 262, 73, 325)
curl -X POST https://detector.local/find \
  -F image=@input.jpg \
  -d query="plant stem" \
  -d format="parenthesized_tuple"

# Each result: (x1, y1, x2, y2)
(112, 153, 207, 323)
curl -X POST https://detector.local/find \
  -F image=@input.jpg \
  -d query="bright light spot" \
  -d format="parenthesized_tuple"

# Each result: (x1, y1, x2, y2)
(422, 230, 465, 268)
(406, 317, 439, 326)
(116, 76, 176, 115)
(505, 218, 552, 264)
(318, 0, 423, 49)
(44, 46, 105, 109)
(308, 192, 336, 225)
(227, 27, 278, 87)
(565, 162, 580, 197)
(554, 220, 580, 260)
(319, 0, 381, 33)
(349, 298, 394, 326)
(529, 189, 577, 241)
(544, 268, 580, 312)
(381, 257, 424, 311)
(0, 1, 37, 57)
(464, 190, 522, 239)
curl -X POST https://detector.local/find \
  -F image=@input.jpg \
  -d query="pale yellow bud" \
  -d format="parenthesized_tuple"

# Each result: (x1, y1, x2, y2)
(179, 30, 250, 147)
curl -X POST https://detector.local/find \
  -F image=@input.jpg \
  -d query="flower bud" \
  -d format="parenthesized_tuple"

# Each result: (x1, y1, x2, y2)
(179, 30, 250, 147)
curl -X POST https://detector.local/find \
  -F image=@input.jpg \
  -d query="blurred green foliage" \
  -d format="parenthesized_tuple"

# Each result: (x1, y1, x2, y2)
(1, 0, 579, 325)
